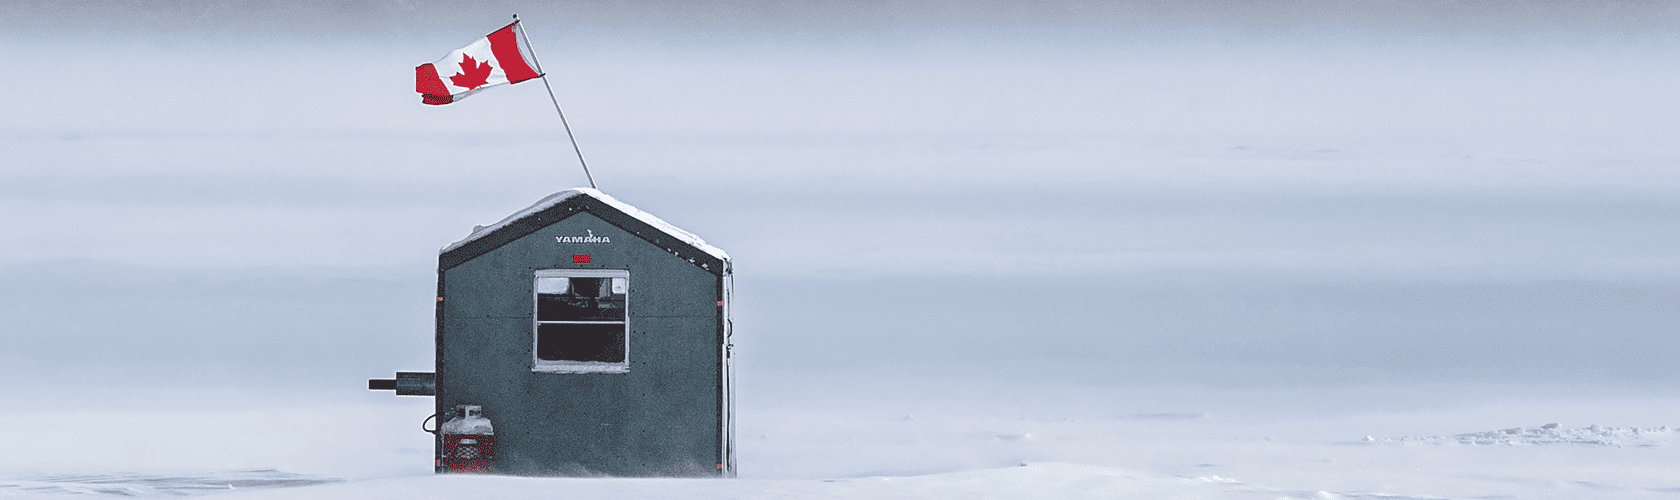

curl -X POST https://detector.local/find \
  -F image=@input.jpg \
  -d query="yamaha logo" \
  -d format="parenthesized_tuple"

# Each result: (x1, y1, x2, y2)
(556, 230, 612, 244)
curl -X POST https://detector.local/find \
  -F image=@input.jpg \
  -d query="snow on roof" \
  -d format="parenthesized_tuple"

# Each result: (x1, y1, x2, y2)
(439, 188, 729, 261)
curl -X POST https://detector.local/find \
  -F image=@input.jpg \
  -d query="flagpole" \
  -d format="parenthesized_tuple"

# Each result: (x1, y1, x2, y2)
(512, 14, 598, 190)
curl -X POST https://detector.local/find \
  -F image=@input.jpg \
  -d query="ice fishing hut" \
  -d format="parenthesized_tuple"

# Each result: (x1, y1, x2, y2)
(370, 188, 734, 477)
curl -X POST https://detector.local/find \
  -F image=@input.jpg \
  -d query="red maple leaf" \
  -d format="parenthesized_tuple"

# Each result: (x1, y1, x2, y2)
(450, 53, 494, 90)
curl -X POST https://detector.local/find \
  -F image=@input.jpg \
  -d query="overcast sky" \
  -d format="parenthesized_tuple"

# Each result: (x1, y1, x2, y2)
(4, 1, 1680, 407)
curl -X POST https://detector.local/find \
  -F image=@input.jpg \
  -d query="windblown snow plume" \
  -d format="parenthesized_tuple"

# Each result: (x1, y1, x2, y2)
(1367, 424, 1675, 447)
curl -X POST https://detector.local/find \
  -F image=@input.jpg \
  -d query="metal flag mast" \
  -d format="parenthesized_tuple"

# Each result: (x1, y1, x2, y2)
(512, 14, 597, 190)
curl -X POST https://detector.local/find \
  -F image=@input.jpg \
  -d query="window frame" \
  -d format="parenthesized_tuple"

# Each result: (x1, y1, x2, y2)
(532, 269, 630, 373)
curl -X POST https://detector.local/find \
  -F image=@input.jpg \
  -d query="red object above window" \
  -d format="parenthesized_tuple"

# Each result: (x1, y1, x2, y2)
(572, 254, 592, 264)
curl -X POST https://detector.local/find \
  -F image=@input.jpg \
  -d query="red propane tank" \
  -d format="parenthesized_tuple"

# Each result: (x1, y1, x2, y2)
(440, 405, 496, 473)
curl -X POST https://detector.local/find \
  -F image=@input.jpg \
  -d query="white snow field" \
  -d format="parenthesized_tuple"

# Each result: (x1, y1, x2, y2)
(4, 379, 1679, 500)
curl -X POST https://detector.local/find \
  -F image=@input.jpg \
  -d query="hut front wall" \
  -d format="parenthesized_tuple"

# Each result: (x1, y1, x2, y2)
(437, 211, 724, 476)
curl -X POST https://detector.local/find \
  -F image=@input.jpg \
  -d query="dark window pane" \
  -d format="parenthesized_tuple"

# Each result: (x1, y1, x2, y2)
(569, 278, 606, 297)
(536, 323, 626, 363)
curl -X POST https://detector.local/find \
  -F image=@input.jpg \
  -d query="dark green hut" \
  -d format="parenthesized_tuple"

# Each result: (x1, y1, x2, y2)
(373, 188, 734, 477)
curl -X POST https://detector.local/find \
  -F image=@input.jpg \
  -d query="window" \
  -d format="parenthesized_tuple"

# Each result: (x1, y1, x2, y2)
(533, 269, 629, 373)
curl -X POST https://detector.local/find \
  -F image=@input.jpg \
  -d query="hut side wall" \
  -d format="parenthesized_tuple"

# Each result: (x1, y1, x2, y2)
(437, 211, 724, 476)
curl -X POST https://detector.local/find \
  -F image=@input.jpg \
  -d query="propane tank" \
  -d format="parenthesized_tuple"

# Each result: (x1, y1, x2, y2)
(440, 405, 496, 473)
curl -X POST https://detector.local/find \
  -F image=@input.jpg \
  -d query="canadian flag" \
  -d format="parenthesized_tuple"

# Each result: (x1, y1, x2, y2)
(416, 22, 542, 105)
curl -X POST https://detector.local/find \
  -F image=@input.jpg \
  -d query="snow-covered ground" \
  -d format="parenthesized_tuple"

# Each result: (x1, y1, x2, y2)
(5, 379, 1678, 500)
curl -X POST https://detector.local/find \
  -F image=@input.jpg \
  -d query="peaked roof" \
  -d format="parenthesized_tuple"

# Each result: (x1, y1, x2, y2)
(439, 188, 730, 275)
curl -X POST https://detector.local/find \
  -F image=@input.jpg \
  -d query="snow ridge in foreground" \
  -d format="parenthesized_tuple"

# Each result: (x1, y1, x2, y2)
(0, 463, 1411, 500)
(0, 469, 339, 497)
